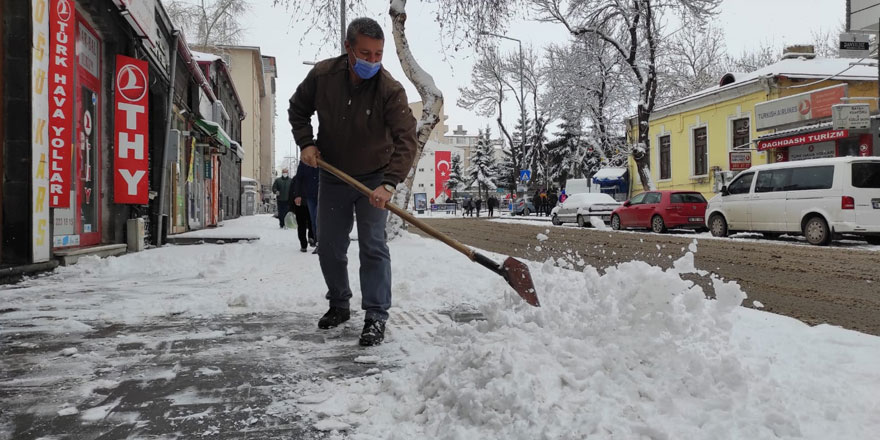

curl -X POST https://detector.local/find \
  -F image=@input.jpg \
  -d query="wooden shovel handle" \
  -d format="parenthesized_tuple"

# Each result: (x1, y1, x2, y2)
(317, 158, 475, 260)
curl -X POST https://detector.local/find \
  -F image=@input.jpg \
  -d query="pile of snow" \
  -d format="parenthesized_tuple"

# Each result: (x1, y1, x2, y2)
(296, 251, 880, 440)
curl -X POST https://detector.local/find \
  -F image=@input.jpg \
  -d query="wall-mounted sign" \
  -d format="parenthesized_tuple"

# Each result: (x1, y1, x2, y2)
(839, 32, 871, 58)
(755, 84, 847, 131)
(114, 55, 150, 204)
(832, 103, 871, 130)
(48, 0, 75, 208)
(32, 0, 51, 262)
(729, 151, 752, 171)
(756, 129, 848, 151)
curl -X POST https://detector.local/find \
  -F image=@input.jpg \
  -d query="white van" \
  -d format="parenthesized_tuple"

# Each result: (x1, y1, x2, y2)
(705, 157, 880, 246)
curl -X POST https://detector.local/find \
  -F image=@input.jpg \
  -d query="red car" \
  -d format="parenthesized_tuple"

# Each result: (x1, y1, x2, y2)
(610, 190, 708, 233)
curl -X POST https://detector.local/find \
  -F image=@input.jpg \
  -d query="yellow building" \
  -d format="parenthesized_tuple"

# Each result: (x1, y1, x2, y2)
(628, 52, 879, 198)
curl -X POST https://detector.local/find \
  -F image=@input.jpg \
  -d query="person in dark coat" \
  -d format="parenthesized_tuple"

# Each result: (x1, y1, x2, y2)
(272, 169, 293, 228)
(487, 195, 498, 217)
(290, 161, 319, 252)
(475, 198, 483, 217)
(533, 188, 543, 217)
(547, 187, 558, 217)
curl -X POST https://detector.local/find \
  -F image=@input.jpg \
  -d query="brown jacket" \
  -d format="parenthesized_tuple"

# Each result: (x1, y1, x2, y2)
(288, 55, 418, 186)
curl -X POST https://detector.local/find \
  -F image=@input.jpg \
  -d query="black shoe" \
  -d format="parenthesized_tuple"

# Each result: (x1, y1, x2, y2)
(318, 306, 350, 329)
(300, 247, 307, 253)
(359, 319, 386, 346)
(312, 244, 319, 255)
(308, 237, 317, 247)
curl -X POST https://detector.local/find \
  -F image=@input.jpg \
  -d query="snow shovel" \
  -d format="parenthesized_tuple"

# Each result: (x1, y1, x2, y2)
(317, 158, 539, 307)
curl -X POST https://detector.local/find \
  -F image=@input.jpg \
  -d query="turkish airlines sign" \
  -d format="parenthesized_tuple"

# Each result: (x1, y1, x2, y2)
(435, 150, 451, 198)
(48, 0, 75, 207)
(114, 55, 149, 204)
(754, 84, 846, 131)
(756, 129, 848, 151)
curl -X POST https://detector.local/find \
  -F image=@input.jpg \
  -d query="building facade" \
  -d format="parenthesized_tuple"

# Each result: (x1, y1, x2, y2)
(628, 51, 879, 199)
(1, 0, 248, 268)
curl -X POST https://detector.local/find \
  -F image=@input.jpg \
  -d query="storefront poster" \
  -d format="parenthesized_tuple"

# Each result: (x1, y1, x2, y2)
(48, 0, 75, 207)
(113, 55, 150, 204)
(755, 84, 846, 131)
(32, 0, 51, 262)
(789, 141, 836, 161)
(414, 193, 428, 212)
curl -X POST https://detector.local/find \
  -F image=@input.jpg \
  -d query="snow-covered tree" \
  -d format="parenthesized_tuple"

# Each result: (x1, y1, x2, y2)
(167, 0, 249, 47)
(444, 153, 466, 196)
(531, 0, 722, 192)
(458, 47, 522, 191)
(658, 19, 727, 103)
(466, 128, 499, 202)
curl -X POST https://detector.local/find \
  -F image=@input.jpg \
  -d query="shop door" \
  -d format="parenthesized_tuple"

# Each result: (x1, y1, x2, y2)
(75, 19, 102, 246)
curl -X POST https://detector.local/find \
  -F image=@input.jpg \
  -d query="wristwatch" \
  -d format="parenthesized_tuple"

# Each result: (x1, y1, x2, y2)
(382, 183, 396, 194)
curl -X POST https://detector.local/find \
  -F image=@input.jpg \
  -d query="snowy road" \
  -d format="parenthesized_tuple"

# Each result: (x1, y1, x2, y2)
(416, 217, 880, 336)
(3, 214, 880, 439)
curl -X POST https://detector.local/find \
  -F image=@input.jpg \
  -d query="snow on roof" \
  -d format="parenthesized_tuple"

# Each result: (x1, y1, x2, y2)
(190, 50, 222, 63)
(592, 168, 628, 180)
(656, 57, 879, 113)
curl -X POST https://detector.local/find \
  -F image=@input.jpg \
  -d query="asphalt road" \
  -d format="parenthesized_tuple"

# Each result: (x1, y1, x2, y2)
(412, 217, 880, 336)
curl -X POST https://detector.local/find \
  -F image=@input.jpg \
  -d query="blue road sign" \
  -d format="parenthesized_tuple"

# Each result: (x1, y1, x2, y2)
(519, 170, 531, 181)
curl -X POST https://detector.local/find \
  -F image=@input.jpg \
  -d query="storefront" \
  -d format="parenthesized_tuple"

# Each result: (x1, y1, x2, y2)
(756, 122, 875, 163)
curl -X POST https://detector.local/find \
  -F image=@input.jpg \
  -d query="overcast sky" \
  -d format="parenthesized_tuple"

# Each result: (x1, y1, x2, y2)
(223, 0, 845, 167)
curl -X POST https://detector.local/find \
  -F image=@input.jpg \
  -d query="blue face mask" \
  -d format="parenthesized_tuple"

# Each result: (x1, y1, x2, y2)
(351, 57, 381, 79)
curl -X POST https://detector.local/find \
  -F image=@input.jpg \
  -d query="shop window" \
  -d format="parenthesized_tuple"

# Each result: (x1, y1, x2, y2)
(693, 127, 708, 176)
(732, 118, 750, 150)
(659, 135, 671, 180)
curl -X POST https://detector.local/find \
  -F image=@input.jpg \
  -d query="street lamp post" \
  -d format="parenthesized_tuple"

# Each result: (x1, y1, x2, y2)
(481, 31, 525, 191)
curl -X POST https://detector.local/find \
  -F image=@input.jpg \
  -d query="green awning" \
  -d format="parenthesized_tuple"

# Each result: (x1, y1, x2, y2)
(194, 119, 232, 149)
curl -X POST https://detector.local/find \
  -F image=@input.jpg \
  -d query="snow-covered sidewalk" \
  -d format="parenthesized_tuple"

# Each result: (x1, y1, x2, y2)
(2, 214, 879, 439)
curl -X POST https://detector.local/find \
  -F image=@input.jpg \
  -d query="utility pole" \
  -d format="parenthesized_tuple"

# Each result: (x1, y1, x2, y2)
(340, 0, 346, 54)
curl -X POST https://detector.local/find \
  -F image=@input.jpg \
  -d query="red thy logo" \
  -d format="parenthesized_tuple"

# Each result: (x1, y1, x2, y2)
(117, 63, 147, 102)
(57, 0, 72, 22)
(798, 99, 811, 116)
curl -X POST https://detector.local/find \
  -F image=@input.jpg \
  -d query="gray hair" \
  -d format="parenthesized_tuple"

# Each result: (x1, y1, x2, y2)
(346, 17, 384, 46)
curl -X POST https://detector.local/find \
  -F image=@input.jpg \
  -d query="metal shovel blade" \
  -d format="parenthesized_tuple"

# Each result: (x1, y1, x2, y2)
(501, 257, 540, 307)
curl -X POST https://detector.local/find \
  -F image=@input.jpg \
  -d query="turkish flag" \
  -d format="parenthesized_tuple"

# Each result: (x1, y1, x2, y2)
(435, 150, 451, 198)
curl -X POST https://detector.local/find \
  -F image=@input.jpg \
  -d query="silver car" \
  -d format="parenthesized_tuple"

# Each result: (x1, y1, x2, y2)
(551, 193, 622, 227)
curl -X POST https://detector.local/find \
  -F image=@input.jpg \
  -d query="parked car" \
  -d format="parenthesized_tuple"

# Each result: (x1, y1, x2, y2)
(551, 192, 621, 226)
(705, 157, 880, 246)
(611, 190, 708, 233)
(510, 197, 536, 216)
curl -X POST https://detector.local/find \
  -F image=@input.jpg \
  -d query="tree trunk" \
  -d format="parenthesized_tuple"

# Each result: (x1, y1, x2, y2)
(635, 106, 652, 192)
(386, 0, 444, 239)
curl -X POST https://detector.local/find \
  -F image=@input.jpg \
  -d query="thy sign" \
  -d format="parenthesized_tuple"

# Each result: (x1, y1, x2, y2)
(113, 55, 149, 204)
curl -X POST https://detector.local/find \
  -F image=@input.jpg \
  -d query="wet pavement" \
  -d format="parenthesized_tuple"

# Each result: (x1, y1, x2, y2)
(1, 312, 391, 439)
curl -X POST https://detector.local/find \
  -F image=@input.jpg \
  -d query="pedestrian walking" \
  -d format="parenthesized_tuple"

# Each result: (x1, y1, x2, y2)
(272, 169, 293, 228)
(559, 189, 568, 203)
(291, 161, 319, 252)
(288, 17, 419, 346)
(475, 198, 483, 217)
(533, 188, 544, 217)
(488, 195, 498, 217)
(547, 187, 558, 217)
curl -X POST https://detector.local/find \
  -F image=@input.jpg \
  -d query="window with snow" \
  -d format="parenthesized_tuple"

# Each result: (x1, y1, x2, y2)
(694, 127, 708, 176)
(659, 135, 671, 180)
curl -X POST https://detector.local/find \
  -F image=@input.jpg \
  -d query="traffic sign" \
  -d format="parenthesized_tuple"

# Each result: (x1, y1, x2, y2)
(519, 170, 531, 181)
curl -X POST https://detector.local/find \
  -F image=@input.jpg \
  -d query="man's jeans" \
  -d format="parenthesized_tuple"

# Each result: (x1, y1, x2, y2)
(317, 170, 391, 321)
(277, 201, 289, 228)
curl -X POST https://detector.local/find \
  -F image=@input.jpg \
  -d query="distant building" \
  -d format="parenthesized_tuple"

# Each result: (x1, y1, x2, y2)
(197, 46, 277, 201)
(628, 47, 879, 199)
